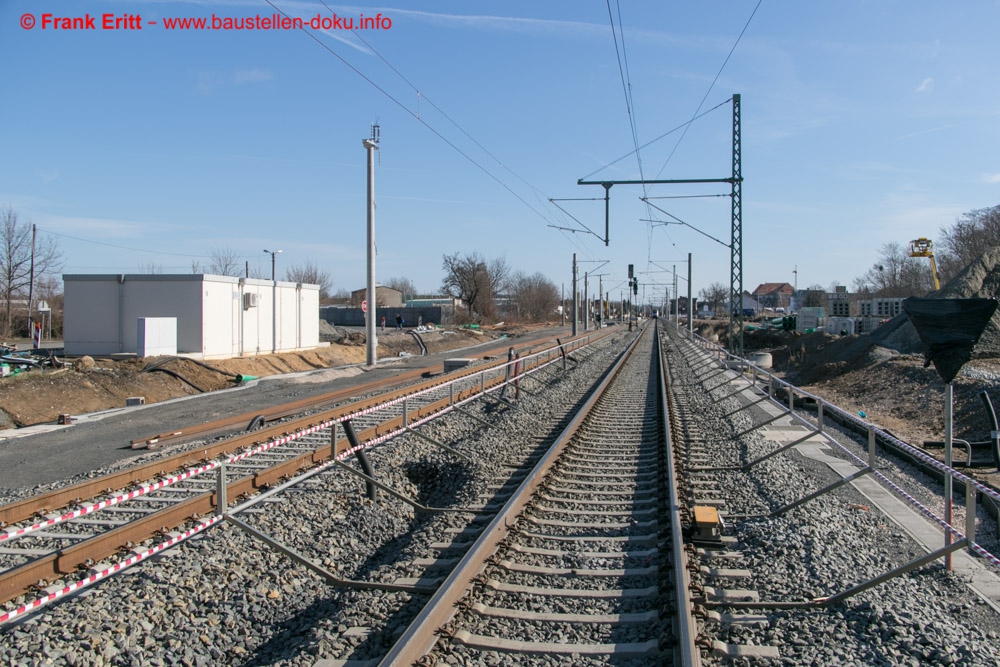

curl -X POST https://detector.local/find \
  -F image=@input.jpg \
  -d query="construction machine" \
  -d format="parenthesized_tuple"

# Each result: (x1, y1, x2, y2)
(909, 237, 941, 291)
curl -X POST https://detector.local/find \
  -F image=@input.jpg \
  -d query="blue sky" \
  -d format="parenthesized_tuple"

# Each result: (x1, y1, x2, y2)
(3, 1, 999, 304)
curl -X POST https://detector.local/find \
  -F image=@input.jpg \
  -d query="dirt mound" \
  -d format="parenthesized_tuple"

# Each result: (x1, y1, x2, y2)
(0, 328, 491, 428)
(774, 332, 895, 385)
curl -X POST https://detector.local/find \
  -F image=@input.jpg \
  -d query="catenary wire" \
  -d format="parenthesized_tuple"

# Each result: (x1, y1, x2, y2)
(651, 0, 763, 181)
(293, 0, 600, 259)
(578, 99, 731, 181)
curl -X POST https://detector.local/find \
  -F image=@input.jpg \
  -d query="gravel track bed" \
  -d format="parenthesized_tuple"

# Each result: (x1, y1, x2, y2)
(0, 331, 632, 665)
(663, 327, 1000, 666)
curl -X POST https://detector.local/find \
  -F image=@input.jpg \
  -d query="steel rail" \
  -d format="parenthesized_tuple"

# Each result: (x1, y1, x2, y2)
(378, 325, 648, 666)
(656, 324, 701, 667)
(0, 331, 610, 529)
(0, 331, 612, 610)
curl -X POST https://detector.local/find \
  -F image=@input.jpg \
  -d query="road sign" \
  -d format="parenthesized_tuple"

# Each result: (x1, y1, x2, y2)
(361, 300, 367, 313)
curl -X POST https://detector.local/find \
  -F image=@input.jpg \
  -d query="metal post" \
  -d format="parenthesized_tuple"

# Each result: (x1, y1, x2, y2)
(571, 254, 578, 336)
(514, 353, 521, 400)
(674, 269, 679, 328)
(868, 427, 876, 468)
(330, 422, 339, 458)
(687, 252, 693, 335)
(216, 462, 227, 516)
(363, 128, 380, 367)
(343, 419, 377, 501)
(729, 93, 744, 357)
(967, 481, 977, 552)
(945, 382, 953, 569)
(402, 396, 408, 428)
(818, 403, 824, 434)
(27, 224, 35, 339)
(583, 272, 589, 332)
(598, 275, 603, 328)
(603, 182, 611, 246)
(788, 385, 794, 413)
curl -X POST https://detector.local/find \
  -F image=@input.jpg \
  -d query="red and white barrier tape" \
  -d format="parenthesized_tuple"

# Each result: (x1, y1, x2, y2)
(0, 514, 223, 625)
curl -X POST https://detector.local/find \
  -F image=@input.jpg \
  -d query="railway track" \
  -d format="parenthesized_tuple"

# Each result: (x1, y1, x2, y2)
(0, 331, 612, 623)
(8, 319, 997, 664)
(380, 322, 698, 665)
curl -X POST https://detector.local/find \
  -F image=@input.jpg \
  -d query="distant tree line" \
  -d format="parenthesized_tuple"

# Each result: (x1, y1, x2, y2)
(440, 251, 559, 323)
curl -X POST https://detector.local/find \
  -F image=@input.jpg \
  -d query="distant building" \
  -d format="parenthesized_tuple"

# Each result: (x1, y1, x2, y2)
(751, 282, 794, 310)
(827, 286, 851, 317)
(727, 292, 760, 313)
(350, 285, 403, 308)
(406, 297, 462, 309)
(858, 297, 905, 318)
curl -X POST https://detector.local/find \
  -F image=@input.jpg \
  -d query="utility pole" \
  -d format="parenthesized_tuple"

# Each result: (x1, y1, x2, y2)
(27, 224, 35, 339)
(675, 266, 680, 328)
(687, 252, 693, 335)
(583, 272, 589, 332)
(598, 275, 603, 328)
(363, 124, 380, 366)
(263, 248, 282, 353)
(571, 255, 579, 336)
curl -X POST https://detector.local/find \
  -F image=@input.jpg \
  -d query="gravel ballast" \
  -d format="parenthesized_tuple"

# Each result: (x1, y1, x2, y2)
(663, 327, 1000, 666)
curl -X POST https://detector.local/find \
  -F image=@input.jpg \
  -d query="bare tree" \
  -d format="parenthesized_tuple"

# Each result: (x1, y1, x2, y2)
(854, 242, 934, 298)
(284, 259, 332, 300)
(384, 276, 418, 300)
(441, 252, 510, 321)
(137, 262, 164, 274)
(0, 206, 62, 336)
(507, 271, 559, 322)
(699, 282, 728, 313)
(246, 262, 268, 280)
(937, 205, 1000, 281)
(208, 245, 243, 277)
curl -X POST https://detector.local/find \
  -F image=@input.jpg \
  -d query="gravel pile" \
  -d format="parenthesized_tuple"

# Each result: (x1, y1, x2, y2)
(662, 328, 1000, 665)
(0, 331, 633, 665)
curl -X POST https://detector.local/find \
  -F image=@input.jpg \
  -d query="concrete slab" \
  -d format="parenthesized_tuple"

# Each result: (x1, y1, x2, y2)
(712, 640, 780, 659)
(444, 358, 475, 372)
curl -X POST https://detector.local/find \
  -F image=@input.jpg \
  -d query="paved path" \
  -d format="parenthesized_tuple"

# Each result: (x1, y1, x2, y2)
(0, 328, 573, 492)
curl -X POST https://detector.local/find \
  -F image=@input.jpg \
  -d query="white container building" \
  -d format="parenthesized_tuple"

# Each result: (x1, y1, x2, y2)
(63, 274, 320, 359)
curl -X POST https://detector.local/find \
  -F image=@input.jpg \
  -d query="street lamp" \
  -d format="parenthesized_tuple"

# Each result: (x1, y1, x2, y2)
(263, 249, 282, 280)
